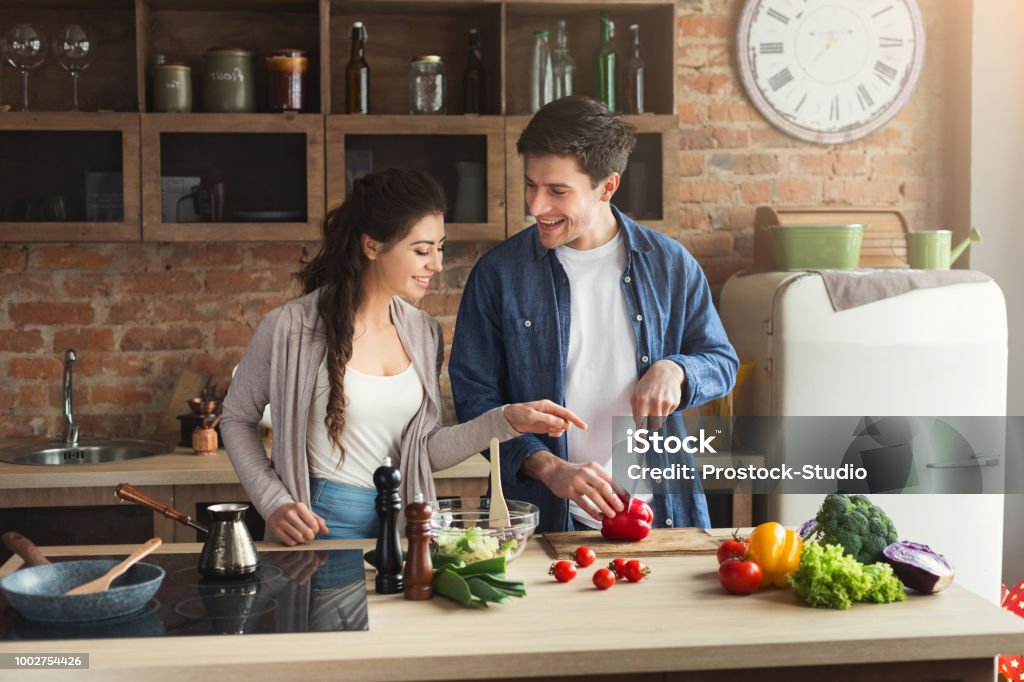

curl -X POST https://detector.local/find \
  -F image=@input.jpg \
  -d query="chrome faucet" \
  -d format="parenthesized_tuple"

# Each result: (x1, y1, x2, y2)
(62, 349, 79, 445)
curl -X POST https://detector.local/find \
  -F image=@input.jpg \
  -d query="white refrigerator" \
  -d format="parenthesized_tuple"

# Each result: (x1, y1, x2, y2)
(718, 271, 1008, 603)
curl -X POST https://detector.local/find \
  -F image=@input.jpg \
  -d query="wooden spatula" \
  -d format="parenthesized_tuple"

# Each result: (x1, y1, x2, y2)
(487, 438, 511, 527)
(65, 537, 162, 595)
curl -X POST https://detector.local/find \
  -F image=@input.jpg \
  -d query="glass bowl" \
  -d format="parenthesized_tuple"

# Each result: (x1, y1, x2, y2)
(429, 497, 539, 563)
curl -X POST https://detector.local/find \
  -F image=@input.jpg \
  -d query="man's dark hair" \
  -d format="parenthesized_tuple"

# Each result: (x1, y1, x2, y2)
(516, 96, 638, 187)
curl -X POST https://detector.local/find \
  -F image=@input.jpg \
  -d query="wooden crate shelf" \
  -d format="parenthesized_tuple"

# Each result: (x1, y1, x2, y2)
(0, 0, 679, 243)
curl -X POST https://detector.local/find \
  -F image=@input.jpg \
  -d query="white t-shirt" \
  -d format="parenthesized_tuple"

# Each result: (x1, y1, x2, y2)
(557, 233, 643, 529)
(306, 357, 423, 488)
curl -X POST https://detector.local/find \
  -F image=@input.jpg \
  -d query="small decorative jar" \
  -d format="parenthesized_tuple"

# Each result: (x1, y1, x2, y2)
(192, 425, 218, 456)
(203, 48, 254, 113)
(152, 62, 192, 113)
(266, 49, 308, 113)
(409, 55, 445, 114)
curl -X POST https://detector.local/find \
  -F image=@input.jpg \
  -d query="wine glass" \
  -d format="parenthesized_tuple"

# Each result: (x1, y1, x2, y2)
(53, 25, 94, 112)
(3, 24, 47, 112)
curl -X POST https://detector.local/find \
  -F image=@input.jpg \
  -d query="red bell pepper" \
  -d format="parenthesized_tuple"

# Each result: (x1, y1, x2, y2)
(600, 496, 653, 541)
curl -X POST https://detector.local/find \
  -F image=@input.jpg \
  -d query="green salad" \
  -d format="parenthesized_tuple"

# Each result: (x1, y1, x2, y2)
(434, 527, 519, 563)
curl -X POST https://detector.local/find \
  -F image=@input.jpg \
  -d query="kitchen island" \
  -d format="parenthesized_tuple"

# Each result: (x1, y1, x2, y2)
(0, 539, 1021, 681)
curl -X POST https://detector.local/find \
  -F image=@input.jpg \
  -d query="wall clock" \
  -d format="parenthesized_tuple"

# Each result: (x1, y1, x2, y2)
(737, 0, 926, 144)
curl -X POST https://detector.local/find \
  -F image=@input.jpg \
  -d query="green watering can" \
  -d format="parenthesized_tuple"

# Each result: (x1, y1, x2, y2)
(904, 226, 982, 270)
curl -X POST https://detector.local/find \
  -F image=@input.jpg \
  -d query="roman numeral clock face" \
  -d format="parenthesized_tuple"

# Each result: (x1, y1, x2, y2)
(737, 0, 925, 144)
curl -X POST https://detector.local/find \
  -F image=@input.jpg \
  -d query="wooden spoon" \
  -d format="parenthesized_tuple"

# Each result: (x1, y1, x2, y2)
(487, 438, 511, 527)
(65, 537, 162, 595)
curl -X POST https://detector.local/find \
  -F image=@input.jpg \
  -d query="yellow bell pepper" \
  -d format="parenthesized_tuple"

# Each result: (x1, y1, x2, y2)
(747, 521, 802, 587)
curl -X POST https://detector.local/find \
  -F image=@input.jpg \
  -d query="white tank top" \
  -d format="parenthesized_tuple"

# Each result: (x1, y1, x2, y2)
(306, 357, 423, 488)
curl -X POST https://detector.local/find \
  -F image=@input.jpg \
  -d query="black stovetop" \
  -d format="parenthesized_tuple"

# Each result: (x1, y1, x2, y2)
(0, 549, 368, 640)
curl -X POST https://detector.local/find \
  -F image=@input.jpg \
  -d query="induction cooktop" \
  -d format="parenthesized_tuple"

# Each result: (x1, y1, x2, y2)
(0, 549, 369, 640)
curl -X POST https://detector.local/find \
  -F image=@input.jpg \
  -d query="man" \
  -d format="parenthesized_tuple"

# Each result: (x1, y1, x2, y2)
(450, 96, 738, 532)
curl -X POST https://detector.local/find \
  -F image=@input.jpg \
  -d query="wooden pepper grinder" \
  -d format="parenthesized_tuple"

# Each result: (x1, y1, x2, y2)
(373, 456, 404, 594)
(403, 493, 433, 600)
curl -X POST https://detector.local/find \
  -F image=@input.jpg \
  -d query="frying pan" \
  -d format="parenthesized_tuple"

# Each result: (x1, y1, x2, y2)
(0, 532, 165, 623)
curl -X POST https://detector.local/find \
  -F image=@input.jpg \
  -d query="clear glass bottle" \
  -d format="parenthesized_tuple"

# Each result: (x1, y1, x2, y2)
(410, 55, 445, 114)
(624, 24, 645, 114)
(596, 12, 616, 112)
(346, 21, 370, 114)
(551, 19, 575, 99)
(463, 28, 486, 114)
(529, 29, 553, 114)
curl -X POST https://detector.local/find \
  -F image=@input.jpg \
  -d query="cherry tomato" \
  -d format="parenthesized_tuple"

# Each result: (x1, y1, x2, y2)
(592, 567, 616, 590)
(622, 559, 651, 583)
(718, 558, 763, 595)
(570, 546, 596, 568)
(716, 539, 748, 565)
(549, 560, 577, 582)
(608, 557, 628, 579)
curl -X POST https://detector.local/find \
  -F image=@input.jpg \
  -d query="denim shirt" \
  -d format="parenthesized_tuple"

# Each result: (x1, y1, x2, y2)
(449, 206, 739, 532)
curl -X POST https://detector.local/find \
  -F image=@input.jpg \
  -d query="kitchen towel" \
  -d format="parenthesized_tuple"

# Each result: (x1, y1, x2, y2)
(814, 269, 991, 311)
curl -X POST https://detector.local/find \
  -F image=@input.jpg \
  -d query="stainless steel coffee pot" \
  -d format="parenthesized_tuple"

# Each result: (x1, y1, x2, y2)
(115, 484, 259, 578)
(197, 503, 259, 577)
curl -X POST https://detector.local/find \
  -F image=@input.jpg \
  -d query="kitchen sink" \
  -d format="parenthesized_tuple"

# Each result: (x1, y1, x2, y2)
(0, 439, 173, 466)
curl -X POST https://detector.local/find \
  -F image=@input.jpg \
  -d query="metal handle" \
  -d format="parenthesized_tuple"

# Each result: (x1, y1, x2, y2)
(927, 454, 1001, 469)
(115, 483, 209, 533)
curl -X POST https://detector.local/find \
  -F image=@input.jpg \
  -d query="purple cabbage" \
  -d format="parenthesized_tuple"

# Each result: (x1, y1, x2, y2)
(882, 541, 956, 594)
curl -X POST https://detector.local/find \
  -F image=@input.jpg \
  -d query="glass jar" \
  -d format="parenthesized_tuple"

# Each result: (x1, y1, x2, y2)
(409, 55, 445, 115)
(152, 62, 192, 112)
(266, 49, 307, 112)
(203, 47, 254, 113)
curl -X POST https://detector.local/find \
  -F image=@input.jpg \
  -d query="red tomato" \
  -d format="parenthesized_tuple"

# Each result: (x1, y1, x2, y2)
(549, 560, 577, 582)
(716, 539, 748, 565)
(570, 546, 596, 568)
(718, 558, 762, 595)
(622, 559, 651, 583)
(608, 557, 628, 579)
(592, 567, 616, 590)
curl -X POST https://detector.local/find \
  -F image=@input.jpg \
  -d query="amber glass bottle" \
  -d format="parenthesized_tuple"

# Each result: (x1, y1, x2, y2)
(463, 28, 486, 114)
(345, 21, 370, 114)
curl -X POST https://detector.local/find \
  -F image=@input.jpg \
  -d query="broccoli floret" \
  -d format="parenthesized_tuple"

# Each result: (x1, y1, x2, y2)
(810, 493, 898, 565)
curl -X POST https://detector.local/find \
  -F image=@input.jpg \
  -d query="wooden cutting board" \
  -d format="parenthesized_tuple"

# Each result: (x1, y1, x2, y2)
(540, 528, 719, 559)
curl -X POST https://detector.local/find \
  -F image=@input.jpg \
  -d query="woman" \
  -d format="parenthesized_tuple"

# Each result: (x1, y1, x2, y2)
(221, 168, 584, 545)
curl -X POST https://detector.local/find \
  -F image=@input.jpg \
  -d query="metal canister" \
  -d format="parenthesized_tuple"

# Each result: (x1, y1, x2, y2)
(203, 48, 254, 113)
(265, 48, 307, 113)
(152, 62, 192, 113)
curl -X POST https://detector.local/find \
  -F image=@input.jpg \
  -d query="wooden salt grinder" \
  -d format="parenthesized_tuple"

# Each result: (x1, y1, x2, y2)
(403, 493, 433, 600)
(373, 456, 404, 594)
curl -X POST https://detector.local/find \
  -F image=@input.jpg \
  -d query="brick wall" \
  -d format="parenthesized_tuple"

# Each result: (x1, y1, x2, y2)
(1, 0, 961, 440)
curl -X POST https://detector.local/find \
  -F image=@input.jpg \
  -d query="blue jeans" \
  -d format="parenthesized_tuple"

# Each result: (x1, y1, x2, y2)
(310, 477, 379, 540)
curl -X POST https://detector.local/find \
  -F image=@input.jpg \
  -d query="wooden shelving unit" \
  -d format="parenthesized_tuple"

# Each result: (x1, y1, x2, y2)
(0, 113, 140, 242)
(140, 112, 324, 241)
(0, 0, 677, 243)
(326, 114, 505, 241)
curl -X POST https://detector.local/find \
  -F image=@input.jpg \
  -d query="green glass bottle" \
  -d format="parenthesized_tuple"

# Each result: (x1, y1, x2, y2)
(596, 12, 616, 111)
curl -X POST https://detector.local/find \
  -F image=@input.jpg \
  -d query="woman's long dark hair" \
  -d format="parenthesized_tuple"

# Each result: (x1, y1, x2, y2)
(297, 168, 446, 458)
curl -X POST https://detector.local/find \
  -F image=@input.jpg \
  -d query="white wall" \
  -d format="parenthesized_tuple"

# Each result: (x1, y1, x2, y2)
(970, 0, 1024, 586)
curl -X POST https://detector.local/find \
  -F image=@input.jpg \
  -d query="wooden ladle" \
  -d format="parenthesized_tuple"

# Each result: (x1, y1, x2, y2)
(65, 537, 162, 595)
(487, 438, 511, 527)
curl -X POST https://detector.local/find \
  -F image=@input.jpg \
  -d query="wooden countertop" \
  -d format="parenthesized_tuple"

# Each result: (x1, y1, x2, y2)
(0, 539, 1021, 681)
(0, 447, 489, 490)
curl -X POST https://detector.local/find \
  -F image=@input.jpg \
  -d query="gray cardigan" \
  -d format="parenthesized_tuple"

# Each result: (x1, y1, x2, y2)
(220, 289, 517, 541)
